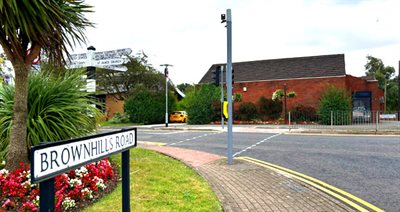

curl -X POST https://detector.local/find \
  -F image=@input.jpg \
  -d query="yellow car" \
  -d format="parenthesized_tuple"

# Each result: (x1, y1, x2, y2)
(169, 111, 188, 123)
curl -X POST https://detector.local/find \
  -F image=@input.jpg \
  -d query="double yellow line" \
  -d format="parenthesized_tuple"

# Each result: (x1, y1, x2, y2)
(237, 156, 384, 212)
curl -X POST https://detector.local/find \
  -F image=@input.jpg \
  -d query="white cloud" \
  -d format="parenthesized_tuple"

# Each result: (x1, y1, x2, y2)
(1, 0, 399, 84)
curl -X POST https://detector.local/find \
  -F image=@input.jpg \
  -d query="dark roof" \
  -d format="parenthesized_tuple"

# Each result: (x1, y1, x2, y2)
(199, 54, 346, 83)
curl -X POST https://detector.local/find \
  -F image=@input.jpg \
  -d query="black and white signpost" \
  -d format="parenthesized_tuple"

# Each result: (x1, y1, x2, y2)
(31, 128, 137, 212)
(67, 46, 132, 92)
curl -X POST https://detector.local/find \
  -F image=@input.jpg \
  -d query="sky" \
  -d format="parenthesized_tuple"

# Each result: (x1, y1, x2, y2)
(2, 0, 400, 84)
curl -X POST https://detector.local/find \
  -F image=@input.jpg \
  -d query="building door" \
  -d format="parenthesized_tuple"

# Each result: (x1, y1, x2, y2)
(352, 91, 372, 111)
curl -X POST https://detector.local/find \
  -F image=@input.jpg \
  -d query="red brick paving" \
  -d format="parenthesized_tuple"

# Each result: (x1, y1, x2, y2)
(141, 144, 356, 211)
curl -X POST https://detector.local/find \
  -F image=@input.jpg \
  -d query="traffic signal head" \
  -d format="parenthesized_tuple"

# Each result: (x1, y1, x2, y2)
(212, 66, 221, 86)
(232, 68, 234, 84)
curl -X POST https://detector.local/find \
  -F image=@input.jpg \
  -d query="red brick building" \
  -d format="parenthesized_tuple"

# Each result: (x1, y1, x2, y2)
(200, 54, 384, 112)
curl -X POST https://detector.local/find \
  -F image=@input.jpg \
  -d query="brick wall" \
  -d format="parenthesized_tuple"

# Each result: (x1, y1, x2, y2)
(232, 75, 383, 112)
(105, 94, 124, 120)
(233, 76, 346, 111)
(345, 75, 384, 111)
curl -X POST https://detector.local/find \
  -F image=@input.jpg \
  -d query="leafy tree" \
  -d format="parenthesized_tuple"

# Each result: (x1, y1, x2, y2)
(364, 56, 397, 112)
(365, 55, 395, 88)
(185, 84, 220, 124)
(386, 76, 399, 112)
(124, 89, 176, 124)
(0, 69, 100, 161)
(177, 83, 194, 94)
(96, 55, 166, 101)
(0, 1, 93, 170)
(318, 86, 351, 125)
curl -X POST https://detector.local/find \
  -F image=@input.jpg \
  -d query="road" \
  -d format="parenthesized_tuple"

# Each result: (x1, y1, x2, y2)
(134, 129, 400, 211)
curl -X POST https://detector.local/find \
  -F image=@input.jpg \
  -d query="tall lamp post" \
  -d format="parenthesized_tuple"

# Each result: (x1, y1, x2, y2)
(160, 64, 173, 127)
(398, 61, 400, 121)
(221, 9, 233, 165)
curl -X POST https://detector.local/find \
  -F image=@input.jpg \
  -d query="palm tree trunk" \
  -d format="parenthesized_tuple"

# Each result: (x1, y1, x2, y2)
(5, 64, 29, 170)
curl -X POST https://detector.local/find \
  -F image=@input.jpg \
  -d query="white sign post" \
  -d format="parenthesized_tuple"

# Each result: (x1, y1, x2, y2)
(67, 48, 132, 71)
(66, 47, 132, 93)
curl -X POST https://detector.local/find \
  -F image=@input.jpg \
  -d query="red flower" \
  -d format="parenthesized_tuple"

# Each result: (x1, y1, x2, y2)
(0, 158, 115, 211)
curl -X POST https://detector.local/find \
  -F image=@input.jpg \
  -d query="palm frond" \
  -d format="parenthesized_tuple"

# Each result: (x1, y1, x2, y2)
(0, 68, 102, 160)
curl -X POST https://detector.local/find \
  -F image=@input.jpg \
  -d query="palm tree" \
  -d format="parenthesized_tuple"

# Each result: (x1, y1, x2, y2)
(0, 1, 93, 170)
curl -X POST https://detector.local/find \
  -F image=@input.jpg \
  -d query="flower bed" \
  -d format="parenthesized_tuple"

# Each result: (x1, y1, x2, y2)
(0, 159, 118, 211)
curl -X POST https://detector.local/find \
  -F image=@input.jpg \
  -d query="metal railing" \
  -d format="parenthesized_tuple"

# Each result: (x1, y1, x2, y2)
(288, 111, 400, 131)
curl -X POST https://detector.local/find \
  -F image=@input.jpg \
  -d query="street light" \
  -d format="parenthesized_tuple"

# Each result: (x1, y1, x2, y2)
(398, 61, 400, 121)
(160, 64, 173, 127)
(222, 9, 233, 165)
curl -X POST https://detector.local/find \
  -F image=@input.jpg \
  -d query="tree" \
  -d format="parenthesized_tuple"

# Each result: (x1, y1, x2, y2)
(0, 69, 100, 161)
(185, 84, 220, 124)
(177, 83, 194, 94)
(96, 55, 165, 101)
(0, 1, 93, 170)
(364, 56, 396, 112)
(386, 76, 399, 112)
(365, 55, 395, 88)
(318, 86, 351, 125)
(124, 88, 177, 124)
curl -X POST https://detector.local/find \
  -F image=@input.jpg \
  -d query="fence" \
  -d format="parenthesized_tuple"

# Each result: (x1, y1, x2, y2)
(288, 111, 400, 131)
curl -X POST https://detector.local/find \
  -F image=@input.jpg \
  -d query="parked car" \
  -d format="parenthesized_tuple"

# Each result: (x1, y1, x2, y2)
(169, 111, 188, 123)
(352, 106, 371, 123)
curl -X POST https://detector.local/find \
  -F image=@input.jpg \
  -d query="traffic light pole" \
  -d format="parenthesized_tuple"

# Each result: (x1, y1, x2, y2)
(226, 9, 233, 165)
(165, 70, 168, 127)
(221, 65, 224, 129)
(398, 61, 400, 121)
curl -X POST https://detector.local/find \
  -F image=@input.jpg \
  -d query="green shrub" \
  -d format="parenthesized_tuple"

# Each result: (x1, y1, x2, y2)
(235, 102, 258, 121)
(125, 89, 176, 124)
(290, 104, 317, 122)
(211, 101, 222, 121)
(108, 112, 130, 124)
(185, 84, 220, 124)
(257, 96, 282, 120)
(0, 69, 101, 160)
(318, 86, 351, 125)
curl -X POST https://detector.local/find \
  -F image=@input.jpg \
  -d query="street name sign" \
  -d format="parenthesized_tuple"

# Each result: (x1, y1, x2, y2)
(31, 128, 136, 183)
(31, 128, 136, 212)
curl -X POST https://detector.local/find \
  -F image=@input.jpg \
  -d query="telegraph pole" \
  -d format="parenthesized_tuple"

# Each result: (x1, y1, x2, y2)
(222, 9, 233, 165)
(160, 64, 173, 127)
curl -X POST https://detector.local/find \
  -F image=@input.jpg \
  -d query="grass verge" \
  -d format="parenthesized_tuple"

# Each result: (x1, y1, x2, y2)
(84, 148, 222, 211)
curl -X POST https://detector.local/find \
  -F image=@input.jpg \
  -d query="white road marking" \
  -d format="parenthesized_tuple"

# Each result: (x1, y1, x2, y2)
(169, 132, 223, 146)
(233, 133, 282, 157)
(142, 131, 186, 135)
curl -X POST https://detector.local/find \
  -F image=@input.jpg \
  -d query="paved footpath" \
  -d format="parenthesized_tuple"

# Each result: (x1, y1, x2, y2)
(143, 144, 356, 212)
